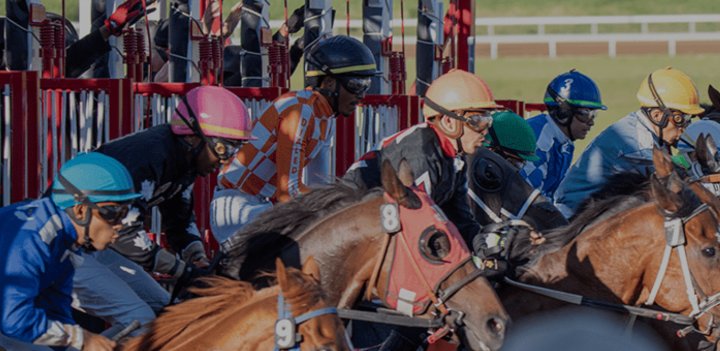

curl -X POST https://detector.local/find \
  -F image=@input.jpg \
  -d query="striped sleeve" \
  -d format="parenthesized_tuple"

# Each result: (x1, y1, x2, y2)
(275, 103, 313, 202)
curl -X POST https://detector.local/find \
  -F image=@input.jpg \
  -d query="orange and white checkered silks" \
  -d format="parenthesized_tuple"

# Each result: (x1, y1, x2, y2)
(218, 89, 335, 203)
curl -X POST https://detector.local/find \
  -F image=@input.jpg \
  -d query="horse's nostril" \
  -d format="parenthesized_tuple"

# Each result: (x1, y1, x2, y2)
(486, 316, 505, 336)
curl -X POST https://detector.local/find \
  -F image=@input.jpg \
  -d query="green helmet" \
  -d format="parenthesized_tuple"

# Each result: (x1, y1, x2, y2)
(485, 111, 539, 162)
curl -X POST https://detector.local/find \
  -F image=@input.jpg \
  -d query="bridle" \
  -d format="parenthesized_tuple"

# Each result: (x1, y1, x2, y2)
(338, 192, 503, 345)
(646, 201, 720, 338)
(503, 199, 720, 341)
(274, 291, 339, 351)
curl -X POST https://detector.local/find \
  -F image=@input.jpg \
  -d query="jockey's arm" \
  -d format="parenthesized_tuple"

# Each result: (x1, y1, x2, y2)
(1, 248, 83, 349)
(275, 106, 311, 203)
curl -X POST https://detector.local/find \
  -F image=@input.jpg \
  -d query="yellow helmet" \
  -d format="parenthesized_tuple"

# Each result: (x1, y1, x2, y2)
(636, 67, 704, 115)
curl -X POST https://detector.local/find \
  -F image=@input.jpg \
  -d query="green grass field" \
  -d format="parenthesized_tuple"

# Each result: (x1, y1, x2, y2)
(289, 54, 720, 156)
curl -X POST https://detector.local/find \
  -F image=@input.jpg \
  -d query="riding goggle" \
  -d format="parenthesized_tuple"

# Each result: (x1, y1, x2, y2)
(464, 112, 494, 132)
(95, 204, 130, 226)
(573, 108, 598, 124)
(210, 138, 244, 161)
(668, 111, 692, 128)
(340, 76, 372, 97)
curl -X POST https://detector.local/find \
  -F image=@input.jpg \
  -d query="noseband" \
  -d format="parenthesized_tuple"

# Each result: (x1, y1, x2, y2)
(275, 292, 339, 350)
(645, 203, 720, 337)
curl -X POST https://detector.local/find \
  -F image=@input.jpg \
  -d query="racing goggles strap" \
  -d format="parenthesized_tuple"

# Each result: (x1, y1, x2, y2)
(175, 95, 223, 160)
(424, 97, 493, 131)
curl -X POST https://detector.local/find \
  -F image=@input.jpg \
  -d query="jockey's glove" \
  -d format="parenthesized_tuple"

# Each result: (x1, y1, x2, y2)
(104, 0, 157, 36)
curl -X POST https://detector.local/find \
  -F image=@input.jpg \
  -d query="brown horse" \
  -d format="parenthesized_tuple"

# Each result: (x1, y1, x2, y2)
(219, 160, 509, 351)
(496, 147, 720, 351)
(467, 148, 567, 232)
(120, 258, 350, 351)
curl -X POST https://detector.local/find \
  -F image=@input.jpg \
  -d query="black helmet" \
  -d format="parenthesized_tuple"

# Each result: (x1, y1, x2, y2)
(305, 35, 379, 78)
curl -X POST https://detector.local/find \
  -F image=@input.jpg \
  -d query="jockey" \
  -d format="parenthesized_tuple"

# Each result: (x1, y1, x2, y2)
(520, 70, 606, 201)
(69, 86, 252, 336)
(554, 67, 704, 218)
(212, 35, 377, 243)
(484, 110, 539, 169)
(675, 119, 720, 177)
(0, 153, 140, 351)
(343, 68, 502, 244)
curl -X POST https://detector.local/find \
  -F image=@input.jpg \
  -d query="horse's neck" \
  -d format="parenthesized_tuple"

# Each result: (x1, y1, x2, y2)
(520, 204, 662, 304)
(294, 195, 388, 306)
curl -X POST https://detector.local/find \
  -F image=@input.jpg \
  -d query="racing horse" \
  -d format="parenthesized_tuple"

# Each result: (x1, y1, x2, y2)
(467, 148, 567, 231)
(219, 160, 509, 351)
(494, 147, 720, 351)
(120, 257, 350, 351)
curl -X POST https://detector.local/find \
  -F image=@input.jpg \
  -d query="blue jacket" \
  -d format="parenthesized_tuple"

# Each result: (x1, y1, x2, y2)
(0, 197, 80, 344)
(520, 114, 574, 201)
(554, 110, 660, 218)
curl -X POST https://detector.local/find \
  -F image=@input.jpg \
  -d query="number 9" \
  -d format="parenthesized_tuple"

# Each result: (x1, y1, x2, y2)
(275, 318, 296, 349)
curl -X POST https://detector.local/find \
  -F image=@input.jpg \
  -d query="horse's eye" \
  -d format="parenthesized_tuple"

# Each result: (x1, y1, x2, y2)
(702, 247, 716, 258)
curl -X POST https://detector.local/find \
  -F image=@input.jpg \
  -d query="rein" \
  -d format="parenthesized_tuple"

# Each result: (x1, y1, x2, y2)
(274, 291, 339, 350)
(468, 187, 541, 224)
(504, 202, 720, 338)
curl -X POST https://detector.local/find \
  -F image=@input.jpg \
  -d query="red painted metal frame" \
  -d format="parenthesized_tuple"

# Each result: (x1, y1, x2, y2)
(0, 71, 41, 203)
(335, 94, 421, 176)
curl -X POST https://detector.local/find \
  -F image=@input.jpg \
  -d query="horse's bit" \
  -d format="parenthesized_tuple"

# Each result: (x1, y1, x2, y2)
(274, 292, 339, 351)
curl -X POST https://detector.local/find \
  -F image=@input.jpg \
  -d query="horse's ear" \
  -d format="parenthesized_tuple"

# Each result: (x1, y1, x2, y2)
(709, 85, 720, 110)
(696, 133, 720, 173)
(301, 256, 321, 283)
(703, 133, 720, 170)
(275, 258, 289, 292)
(397, 159, 415, 188)
(652, 146, 674, 178)
(651, 174, 683, 214)
(381, 159, 421, 209)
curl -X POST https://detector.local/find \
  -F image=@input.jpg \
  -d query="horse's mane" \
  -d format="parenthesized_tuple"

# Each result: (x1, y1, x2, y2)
(221, 182, 381, 265)
(122, 268, 326, 351)
(508, 172, 650, 268)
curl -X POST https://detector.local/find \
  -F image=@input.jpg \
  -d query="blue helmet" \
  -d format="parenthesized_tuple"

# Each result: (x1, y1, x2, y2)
(544, 69, 607, 111)
(51, 152, 141, 209)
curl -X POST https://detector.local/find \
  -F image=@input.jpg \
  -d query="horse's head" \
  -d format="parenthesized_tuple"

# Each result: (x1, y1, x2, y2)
(468, 148, 567, 231)
(648, 167, 720, 345)
(275, 257, 351, 351)
(376, 159, 508, 351)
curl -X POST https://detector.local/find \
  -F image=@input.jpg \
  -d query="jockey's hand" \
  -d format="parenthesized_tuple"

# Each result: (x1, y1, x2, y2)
(104, 0, 157, 36)
(193, 256, 211, 268)
(82, 330, 116, 351)
(177, 262, 212, 286)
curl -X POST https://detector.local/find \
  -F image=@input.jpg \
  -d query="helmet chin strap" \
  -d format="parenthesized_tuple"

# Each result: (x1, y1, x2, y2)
(314, 77, 342, 115)
(56, 174, 97, 251)
(645, 73, 672, 147)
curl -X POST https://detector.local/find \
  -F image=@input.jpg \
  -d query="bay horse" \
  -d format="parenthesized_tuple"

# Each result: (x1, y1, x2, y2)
(495, 147, 720, 351)
(219, 160, 509, 351)
(120, 257, 350, 351)
(467, 148, 567, 231)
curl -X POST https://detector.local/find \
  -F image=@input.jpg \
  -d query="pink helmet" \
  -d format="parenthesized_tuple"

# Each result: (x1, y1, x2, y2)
(171, 86, 255, 140)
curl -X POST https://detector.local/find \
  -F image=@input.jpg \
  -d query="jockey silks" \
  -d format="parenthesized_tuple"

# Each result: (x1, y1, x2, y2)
(342, 123, 479, 244)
